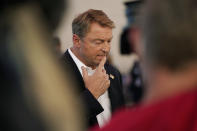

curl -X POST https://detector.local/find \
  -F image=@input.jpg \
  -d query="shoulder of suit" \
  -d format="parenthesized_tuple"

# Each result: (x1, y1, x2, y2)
(105, 63, 121, 75)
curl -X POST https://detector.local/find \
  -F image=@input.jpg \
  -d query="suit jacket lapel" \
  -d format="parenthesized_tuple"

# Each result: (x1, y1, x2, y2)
(62, 50, 86, 90)
(105, 64, 122, 112)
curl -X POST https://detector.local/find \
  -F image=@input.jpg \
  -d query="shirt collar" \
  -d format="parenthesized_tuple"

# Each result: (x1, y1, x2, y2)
(68, 49, 94, 76)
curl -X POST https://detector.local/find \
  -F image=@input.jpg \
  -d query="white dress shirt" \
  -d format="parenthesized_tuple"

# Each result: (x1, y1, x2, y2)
(68, 49, 111, 127)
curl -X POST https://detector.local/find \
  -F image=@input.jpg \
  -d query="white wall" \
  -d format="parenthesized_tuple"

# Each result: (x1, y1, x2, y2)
(55, 0, 137, 74)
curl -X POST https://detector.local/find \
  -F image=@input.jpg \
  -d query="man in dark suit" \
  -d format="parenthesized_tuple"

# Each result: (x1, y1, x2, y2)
(62, 9, 125, 128)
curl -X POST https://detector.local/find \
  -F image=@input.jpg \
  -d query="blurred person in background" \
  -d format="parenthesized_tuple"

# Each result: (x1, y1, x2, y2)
(92, 0, 197, 130)
(120, 0, 144, 105)
(0, 0, 84, 130)
(53, 36, 62, 57)
(62, 9, 125, 128)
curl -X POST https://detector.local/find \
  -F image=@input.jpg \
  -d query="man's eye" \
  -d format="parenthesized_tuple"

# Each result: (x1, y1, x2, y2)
(94, 41, 102, 45)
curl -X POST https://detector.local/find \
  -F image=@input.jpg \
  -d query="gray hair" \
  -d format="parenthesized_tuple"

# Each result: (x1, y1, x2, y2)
(137, 0, 197, 70)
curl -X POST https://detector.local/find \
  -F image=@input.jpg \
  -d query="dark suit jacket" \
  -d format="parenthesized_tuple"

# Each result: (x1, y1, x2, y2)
(61, 50, 125, 127)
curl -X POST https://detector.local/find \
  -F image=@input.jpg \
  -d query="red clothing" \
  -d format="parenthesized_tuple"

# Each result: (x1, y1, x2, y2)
(91, 89, 197, 131)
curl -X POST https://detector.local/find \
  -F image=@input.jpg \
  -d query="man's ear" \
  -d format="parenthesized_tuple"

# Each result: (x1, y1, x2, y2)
(73, 34, 81, 48)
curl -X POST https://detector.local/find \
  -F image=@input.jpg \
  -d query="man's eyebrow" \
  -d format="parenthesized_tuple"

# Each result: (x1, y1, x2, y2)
(109, 37, 113, 41)
(92, 39, 104, 42)
(92, 37, 113, 42)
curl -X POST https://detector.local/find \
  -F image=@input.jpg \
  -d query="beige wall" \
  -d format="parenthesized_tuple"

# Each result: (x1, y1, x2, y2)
(55, 0, 137, 74)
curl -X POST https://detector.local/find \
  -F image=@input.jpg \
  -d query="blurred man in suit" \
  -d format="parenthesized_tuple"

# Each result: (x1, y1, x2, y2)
(92, 0, 197, 130)
(62, 9, 125, 128)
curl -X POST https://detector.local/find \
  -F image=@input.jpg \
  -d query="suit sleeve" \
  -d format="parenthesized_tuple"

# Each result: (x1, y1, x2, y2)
(80, 89, 104, 118)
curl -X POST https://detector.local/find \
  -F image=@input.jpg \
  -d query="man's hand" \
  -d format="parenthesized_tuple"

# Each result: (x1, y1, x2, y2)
(82, 57, 110, 99)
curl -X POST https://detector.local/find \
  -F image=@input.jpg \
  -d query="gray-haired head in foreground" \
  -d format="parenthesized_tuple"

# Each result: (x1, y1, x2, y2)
(137, 0, 197, 71)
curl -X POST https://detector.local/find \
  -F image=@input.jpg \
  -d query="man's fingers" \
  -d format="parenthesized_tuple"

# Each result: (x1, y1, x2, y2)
(104, 74, 109, 79)
(81, 66, 88, 78)
(106, 80, 110, 88)
(102, 69, 106, 73)
(97, 56, 106, 71)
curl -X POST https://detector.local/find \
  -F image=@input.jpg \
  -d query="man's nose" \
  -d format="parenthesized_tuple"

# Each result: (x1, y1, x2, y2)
(102, 42, 110, 53)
